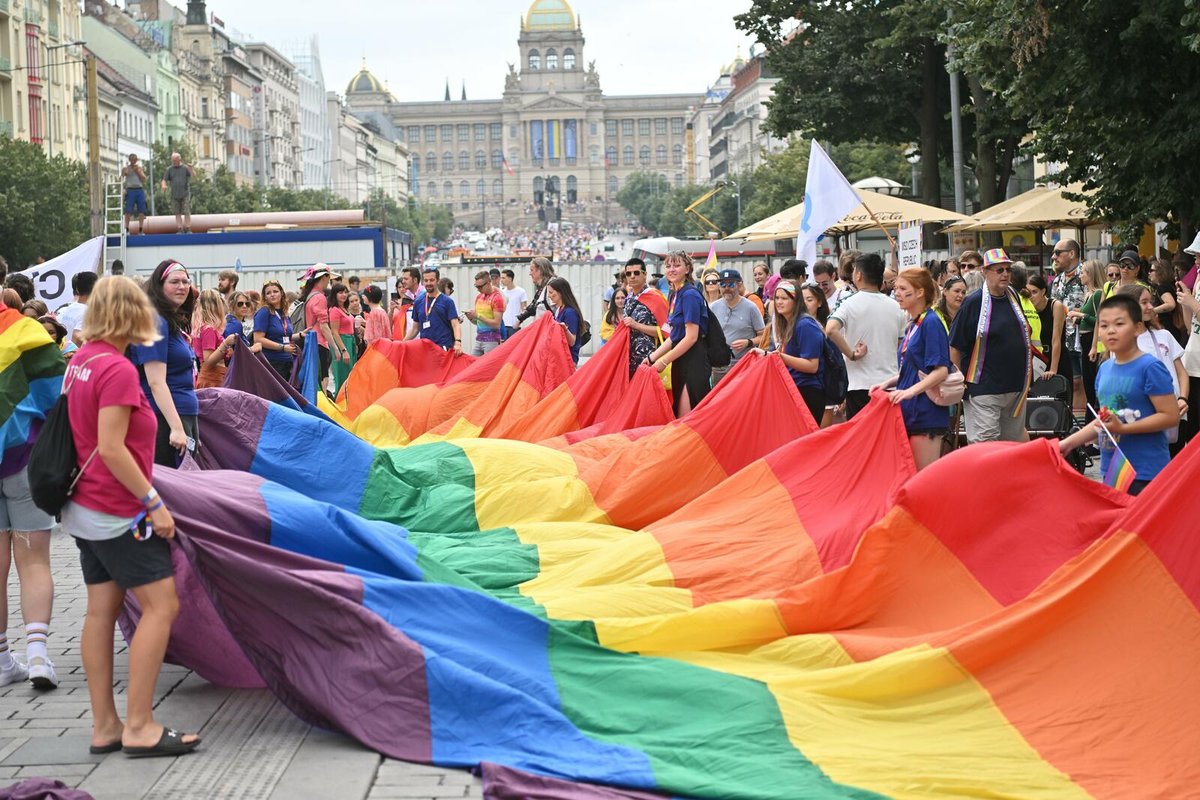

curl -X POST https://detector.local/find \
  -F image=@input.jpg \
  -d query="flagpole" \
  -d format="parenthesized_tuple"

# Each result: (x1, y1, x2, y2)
(856, 195, 898, 251)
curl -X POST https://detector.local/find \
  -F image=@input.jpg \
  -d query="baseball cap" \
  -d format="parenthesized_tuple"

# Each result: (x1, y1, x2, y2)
(718, 269, 743, 283)
(1118, 250, 1141, 265)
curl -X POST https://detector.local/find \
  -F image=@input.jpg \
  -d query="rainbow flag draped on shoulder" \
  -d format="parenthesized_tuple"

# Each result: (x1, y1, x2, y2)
(0, 308, 66, 475)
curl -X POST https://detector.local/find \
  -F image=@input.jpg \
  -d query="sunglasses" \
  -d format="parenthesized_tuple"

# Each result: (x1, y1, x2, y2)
(718, 281, 738, 287)
(624, 270, 643, 277)
(1120, 262, 1138, 270)
(235, 301, 251, 307)
(704, 280, 719, 286)
(987, 266, 1013, 274)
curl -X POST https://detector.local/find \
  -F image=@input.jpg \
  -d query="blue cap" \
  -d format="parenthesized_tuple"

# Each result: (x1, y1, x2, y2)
(718, 268, 743, 283)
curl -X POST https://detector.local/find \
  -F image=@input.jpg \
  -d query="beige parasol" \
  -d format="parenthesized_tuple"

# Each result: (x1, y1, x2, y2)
(728, 190, 971, 242)
(944, 183, 1101, 232)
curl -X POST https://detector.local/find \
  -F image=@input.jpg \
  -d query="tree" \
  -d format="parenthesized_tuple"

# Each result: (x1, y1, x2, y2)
(615, 172, 675, 233)
(951, 0, 1200, 241)
(0, 136, 90, 268)
(736, 0, 946, 207)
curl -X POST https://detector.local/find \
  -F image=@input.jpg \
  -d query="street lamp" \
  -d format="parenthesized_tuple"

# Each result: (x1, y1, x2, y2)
(45, 40, 85, 159)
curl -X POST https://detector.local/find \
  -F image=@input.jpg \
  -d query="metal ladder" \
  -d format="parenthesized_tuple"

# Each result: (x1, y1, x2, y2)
(102, 180, 125, 274)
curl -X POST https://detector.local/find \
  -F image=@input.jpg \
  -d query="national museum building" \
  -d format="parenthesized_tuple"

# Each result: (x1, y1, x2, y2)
(343, 0, 703, 226)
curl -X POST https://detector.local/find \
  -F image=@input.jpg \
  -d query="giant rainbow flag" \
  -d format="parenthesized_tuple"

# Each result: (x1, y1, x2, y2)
(131, 314, 1200, 798)
(0, 307, 65, 474)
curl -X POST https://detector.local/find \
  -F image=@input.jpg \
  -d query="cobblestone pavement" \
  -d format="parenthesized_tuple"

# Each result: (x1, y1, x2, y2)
(0, 530, 482, 799)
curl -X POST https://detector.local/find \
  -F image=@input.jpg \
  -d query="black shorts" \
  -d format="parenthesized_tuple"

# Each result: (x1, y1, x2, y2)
(75, 528, 174, 589)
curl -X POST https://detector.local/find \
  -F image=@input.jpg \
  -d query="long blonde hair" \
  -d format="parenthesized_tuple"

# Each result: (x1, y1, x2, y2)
(195, 289, 226, 331)
(81, 276, 160, 346)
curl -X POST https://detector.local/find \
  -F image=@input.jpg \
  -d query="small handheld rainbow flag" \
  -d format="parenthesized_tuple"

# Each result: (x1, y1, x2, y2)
(704, 238, 718, 272)
(1087, 404, 1138, 492)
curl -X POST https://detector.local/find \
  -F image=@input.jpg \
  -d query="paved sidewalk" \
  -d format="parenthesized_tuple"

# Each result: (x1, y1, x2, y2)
(1, 530, 483, 799)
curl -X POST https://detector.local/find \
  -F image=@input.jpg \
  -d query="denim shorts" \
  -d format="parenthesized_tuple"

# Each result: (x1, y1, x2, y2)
(0, 467, 53, 532)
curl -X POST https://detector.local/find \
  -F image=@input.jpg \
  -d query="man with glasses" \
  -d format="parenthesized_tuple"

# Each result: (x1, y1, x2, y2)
(709, 269, 764, 384)
(949, 248, 1032, 443)
(619, 257, 667, 377)
(812, 260, 838, 303)
(1050, 238, 1085, 398)
(464, 270, 506, 355)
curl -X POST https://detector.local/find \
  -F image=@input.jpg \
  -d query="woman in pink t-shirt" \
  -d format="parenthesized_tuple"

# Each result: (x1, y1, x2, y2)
(193, 290, 236, 389)
(362, 285, 392, 346)
(326, 281, 356, 394)
(62, 276, 200, 759)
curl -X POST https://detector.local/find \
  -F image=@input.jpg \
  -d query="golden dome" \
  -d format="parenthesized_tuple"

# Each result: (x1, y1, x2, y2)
(347, 64, 385, 95)
(523, 0, 576, 31)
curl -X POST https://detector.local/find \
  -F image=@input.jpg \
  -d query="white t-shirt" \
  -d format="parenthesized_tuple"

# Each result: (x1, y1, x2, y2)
(1182, 281, 1200, 378)
(56, 301, 86, 342)
(829, 290, 907, 391)
(501, 286, 528, 328)
(1138, 329, 1184, 395)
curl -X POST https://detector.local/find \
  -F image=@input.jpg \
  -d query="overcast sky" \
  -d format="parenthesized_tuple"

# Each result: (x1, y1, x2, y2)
(202, 0, 760, 100)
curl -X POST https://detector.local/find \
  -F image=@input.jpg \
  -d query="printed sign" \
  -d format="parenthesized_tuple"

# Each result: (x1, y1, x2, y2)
(898, 220, 923, 269)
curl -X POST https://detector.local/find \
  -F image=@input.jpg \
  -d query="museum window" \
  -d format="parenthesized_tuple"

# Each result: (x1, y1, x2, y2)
(493, 179, 503, 196)
(622, 119, 634, 137)
(424, 125, 436, 142)
(490, 123, 503, 139)
(444, 180, 453, 197)
(622, 145, 633, 165)
(608, 175, 618, 194)
(655, 118, 667, 135)
(563, 49, 575, 69)
(491, 149, 503, 168)
(605, 120, 617, 137)
(605, 146, 616, 165)
(675, 173, 683, 187)
(672, 144, 683, 165)
(428, 183, 437, 198)
(476, 179, 486, 196)
(474, 123, 486, 140)
(443, 152, 453, 171)
(408, 126, 421, 143)
(440, 124, 453, 142)
(639, 145, 650, 165)
(475, 150, 486, 168)
(460, 180, 469, 197)
(457, 123, 470, 141)
(459, 151, 469, 170)
(656, 144, 667, 164)
(528, 49, 540, 70)
(671, 117, 684, 134)
(638, 119, 650, 136)
(426, 152, 436, 172)
(546, 49, 558, 70)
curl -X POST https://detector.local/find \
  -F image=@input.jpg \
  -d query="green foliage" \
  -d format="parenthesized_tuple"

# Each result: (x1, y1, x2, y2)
(366, 190, 453, 243)
(951, 0, 1200, 236)
(0, 136, 90, 268)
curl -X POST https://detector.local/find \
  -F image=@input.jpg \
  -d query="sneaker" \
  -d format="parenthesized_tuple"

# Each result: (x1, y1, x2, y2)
(27, 656, 57, 690)
(0, 657, 28, 688)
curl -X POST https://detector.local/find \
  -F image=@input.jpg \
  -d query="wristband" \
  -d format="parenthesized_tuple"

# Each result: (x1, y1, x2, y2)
(140, 488, 159, 507)
(146, 499, 164, 513)
(454, 338, 461, 342)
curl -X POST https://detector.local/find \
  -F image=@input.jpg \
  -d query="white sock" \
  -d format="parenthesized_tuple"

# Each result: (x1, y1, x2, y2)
(24, 623, 48, 664)
(0, 634, 12, 668)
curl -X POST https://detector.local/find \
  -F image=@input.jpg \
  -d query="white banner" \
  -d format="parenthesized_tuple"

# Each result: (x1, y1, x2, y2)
(898, 220, 923, 269)
(17, 236, 102, 312)
(796, 140, 861, 266)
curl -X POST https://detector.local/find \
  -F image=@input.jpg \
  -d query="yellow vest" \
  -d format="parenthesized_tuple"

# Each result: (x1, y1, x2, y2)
(1020, 295, 1042, 352)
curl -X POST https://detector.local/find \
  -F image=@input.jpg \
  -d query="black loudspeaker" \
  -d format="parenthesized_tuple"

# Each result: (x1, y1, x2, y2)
(1025, 397, 1072, 436)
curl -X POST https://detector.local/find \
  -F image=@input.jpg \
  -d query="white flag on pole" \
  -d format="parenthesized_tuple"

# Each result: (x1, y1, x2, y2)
(17, 236, 102, 313)
(796, 140, 861, 266)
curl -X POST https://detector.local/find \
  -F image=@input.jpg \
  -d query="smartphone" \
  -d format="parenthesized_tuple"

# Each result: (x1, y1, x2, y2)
(390, 292, 400, 302)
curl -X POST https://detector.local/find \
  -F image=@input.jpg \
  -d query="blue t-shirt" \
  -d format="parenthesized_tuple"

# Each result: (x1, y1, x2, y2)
(555, 306, 582, 363)
(948, 289, 1029, 396)
(784, 315, 825, 390)
(253, 306, 293, 364)
(130, 314, 199, 416)
(223, 314, 253, 348)
(667, 283, 709, 345)
(411, 292, 458, 349)
(897, 310, 951, 433)
(1095, 353, 1174, 482)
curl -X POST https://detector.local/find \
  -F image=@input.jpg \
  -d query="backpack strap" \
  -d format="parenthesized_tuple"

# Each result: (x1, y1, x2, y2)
(63, 352, 113, 395)
(62, 352, 113, 493)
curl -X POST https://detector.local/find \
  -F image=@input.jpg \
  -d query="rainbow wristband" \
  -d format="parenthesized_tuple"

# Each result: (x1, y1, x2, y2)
(141, 489, 159, 508)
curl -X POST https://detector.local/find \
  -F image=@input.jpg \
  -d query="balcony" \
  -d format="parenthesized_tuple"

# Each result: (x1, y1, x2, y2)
(25, 5, 40, 24)
(0, 0, 10, 17)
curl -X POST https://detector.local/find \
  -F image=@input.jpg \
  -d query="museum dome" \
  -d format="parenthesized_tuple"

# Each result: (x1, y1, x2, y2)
(347, 63, 385, 95)
(523, 0, 577, 31)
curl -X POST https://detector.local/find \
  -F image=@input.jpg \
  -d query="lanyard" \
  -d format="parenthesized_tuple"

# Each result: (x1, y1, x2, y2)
(900, 311, 925, 359)
(424, 294, 437, 320)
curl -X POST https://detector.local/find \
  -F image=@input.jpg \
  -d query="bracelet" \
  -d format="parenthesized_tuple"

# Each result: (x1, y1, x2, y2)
(146, 499, 164, 513)
(454, 338, 461, 342)
(140, 488, 159, 507)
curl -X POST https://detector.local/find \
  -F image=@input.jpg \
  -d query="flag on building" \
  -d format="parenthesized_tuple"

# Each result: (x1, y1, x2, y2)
(501, 155, 514, 176)
(796, 139, 861, 266)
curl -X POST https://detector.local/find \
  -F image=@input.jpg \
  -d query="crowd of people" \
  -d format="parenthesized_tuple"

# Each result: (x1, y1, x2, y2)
(0, 231, 1198, 764)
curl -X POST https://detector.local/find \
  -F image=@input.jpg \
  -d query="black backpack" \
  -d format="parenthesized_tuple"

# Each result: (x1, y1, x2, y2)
(578, 318, 592, 347)
(705, 308, 732, 367)
(28, 353, 111, 517)
(821, 336, 848, 405)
